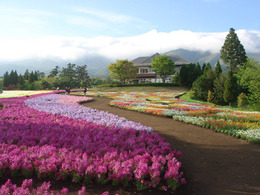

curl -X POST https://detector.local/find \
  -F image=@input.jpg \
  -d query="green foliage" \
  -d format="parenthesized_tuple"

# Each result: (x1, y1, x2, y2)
(220, 28, 247, 73)
(49, 66, 59, 77)
(3, 71, 9, 87)
(212, 73, 226, 105)
(188, 90, 196, 99)
(237, 92, 247, 108)
(180, 63, 201, 88)
(0, 78, 3, 89)
(238, 58, 260, 110)
(151, 55, 175, 83)
(24, 69, 29, 80)
(214, 61, 222, 77)
(224, 71, 237, 106)
(107, 59, 138, 84)
(207, 90, 214, 103)
(191, 75, 209, 101)
(172, 72, 182, 86)
(191, 66, 215, 101)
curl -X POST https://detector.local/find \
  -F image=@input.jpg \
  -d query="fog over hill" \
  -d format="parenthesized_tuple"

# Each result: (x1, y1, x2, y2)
(0, 48, 259, 78)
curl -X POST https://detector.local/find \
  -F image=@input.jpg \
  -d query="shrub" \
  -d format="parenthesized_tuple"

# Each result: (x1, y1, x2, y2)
(207, 90, 214, 103)
(188, 90, 196, 99)
(237, 92, 247, 108)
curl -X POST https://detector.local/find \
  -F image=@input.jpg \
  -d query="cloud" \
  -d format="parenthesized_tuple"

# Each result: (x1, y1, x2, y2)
(0, 29, 259, 62)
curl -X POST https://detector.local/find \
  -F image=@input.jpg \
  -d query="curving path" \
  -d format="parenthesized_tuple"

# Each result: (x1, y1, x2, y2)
(82, 96, 260, 195)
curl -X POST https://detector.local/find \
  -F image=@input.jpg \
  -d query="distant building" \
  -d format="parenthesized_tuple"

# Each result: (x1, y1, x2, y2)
(132, 53, 190, 83)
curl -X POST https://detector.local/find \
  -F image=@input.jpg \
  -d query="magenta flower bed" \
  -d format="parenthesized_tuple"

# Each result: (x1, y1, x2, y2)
(0, 93, 185, 192)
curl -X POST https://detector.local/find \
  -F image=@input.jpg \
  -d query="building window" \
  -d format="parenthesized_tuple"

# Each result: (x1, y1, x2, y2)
(139, 68, 148, 74)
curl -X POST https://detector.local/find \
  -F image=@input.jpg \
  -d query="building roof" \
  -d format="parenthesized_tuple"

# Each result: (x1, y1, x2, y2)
(132, 53, 190, 66)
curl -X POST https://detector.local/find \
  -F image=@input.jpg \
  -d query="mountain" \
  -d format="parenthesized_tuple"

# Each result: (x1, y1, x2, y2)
(0, 48, 259, 77)
(165, 49, 260, 67)
(0, 55, 113, 77)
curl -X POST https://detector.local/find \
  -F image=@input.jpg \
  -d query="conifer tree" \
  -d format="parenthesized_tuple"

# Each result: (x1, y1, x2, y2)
(220, 28, 247, 73)
(223, 71, 237, 106)
(215, 61, 222, 77)
(3, 71, 9, 87)
(24, 69, 29, 80)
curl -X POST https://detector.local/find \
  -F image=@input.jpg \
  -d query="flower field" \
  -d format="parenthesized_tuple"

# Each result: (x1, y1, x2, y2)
(81, 91, 260, 143)
(0, 91, 186, 194)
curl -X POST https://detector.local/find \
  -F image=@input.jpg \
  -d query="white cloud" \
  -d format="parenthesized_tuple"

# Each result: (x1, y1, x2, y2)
(0, 29, 259, 62)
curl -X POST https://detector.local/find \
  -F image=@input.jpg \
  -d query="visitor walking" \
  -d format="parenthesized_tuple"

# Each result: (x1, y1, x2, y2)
(84, 87, 87, 96)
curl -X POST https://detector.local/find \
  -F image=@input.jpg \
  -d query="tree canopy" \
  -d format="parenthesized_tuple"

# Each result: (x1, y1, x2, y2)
(238, 58, 260, 109)
(151, 55, 175, 83)
(220, 28, 247, 73)
(107, 59, 138, 84)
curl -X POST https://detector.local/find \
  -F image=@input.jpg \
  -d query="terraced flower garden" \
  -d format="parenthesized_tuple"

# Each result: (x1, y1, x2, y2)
(0, 91, 185, 194)
(81, 91, 260, 143)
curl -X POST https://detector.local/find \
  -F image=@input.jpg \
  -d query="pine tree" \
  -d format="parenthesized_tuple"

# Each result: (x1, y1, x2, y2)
(215, 61, 222, 77)
(220, 28, 247, 73)
(3, 71, 9, 87)
(223, 71, 237, 106)
(18, 74, 25, 85)
(29, 71, 35, 83)
(24, 69, 29, 80)
(195, 62, 202, 77)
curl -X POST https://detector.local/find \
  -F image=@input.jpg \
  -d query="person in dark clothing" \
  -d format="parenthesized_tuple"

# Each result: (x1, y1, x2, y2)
(84, 87, 87, 96)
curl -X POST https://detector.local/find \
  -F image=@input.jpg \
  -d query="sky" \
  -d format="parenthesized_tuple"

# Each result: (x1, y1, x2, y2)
(0, 0, 260, 63)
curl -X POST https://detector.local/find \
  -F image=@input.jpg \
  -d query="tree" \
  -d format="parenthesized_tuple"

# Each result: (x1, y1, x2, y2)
(24, 69, 29, 80)
(29, 71, 35, 83)
(151, 55, 175, 83)
(223, 71, 237, 106)
(212, 73, 226, 105)
(238, 58, 260, 110)
(220, 28, 247, 73)
(194, 62, 202, 78)
(49, 66, 59, 77)
(59, 63, 78, 87)
(191, 67, 215, 101)
(3, 71, 9, 87)
(107, 59, 138, 84)
(9, 70, 18, 85)
(18, 74, 25, 86)
(76, 65, 90, 87)
(214, 61, 222, 77)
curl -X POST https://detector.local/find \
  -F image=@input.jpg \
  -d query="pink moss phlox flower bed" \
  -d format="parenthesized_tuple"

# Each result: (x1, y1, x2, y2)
(0, 179, 90, 194)
(57, 95, 93, 106)
(25, 94, 152, 132)
(0, 93, 186, 192)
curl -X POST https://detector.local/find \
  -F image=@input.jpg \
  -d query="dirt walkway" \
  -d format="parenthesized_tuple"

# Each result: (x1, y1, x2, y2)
(82, 97, 260, 195)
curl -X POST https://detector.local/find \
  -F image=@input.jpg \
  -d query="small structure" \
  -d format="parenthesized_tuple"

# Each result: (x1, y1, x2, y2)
(132, 53, 190, 83)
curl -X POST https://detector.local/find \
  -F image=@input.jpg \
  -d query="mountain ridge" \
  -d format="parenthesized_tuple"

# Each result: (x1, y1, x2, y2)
(0, 49, 259, 77)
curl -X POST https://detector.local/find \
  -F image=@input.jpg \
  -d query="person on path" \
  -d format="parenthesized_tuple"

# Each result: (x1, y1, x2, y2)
(84, 87, 87, 97)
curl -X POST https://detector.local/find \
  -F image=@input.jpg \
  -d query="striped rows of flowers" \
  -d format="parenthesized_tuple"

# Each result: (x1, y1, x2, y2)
(0, 92, 185, 193)
(0, 90, 52, 98)
(83, 91, 260, 143)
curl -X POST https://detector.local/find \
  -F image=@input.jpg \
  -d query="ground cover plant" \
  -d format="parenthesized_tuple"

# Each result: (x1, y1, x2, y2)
(0, 91, 186, 194)
(81, 91, 260, 143)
